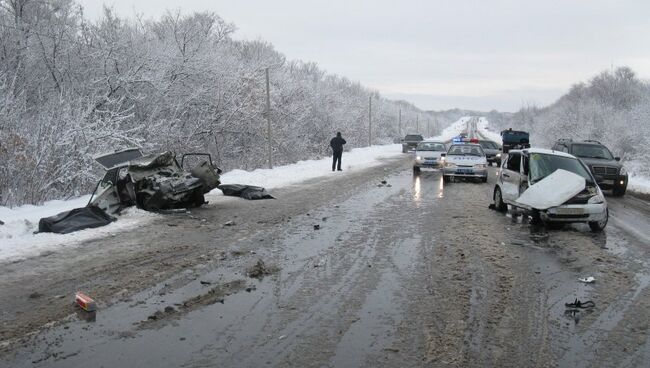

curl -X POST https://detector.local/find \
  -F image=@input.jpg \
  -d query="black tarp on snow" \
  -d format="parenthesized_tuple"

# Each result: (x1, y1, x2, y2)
(38, 206, 116, 234)
(218, 184, 275, 200)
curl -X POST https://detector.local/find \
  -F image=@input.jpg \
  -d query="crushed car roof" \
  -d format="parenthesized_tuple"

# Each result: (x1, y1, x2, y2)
(94, 148, 143, 170)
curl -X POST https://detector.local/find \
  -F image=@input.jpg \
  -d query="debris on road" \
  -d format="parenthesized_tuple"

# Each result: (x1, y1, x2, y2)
(28, 292, 42, 299)
(218, 184, 274, 200)
(247, 259, 278, 279)
(578, 276, 596, 283)
(313, 224, 321, 230)
(38, 206, 116, 234)
(200, 280, 212, 285)
(75, 292, 97, 312)
(0, 219, 4, 225)
(314, 258, 326, 268)
(565, 298, 595, 309)
(223, 220, 236, 227)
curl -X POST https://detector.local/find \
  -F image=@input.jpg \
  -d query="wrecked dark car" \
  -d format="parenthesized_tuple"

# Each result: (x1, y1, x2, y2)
(90, 149, 222, 213)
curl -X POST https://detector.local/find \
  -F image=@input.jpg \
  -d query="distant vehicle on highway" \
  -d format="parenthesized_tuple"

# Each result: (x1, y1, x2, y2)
(413, 141, 446, 173)
(492, 148, 608, 232)
(478, 140, 502, 166)
(401, 134, 424, 153)
(441, 143, 488, 183)
(551, 139, 627, 196)
(500, 128, 530, 153)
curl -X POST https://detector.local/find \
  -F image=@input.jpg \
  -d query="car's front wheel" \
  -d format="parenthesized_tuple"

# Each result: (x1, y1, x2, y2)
(443, 175, 450, 183)
(493, 186, 507, 211)
(589, 208, 609, 232)
(413, 166, 421, 174)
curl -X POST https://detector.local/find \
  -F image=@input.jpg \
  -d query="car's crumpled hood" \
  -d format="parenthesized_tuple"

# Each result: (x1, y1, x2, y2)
(515, 169, 585, 210)
(445, 155, 486, 165)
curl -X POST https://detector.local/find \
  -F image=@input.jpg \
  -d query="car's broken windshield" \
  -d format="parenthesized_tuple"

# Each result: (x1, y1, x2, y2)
(529, 153, 593, 184)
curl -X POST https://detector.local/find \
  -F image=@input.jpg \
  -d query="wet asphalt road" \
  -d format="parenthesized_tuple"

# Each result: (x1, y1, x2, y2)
(2, 152, 650, 367)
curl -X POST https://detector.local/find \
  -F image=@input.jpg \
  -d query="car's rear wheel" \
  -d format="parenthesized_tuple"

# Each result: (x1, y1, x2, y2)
(481, 176, 488, 183)
(413, 166, 421, 174)
(589, 208, 608, 232)
(443, 175, 450, 183)
(493, 186, 507, 211)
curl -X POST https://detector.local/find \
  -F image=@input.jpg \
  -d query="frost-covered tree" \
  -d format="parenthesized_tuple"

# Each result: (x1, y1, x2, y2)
(0, 2, 443, 206)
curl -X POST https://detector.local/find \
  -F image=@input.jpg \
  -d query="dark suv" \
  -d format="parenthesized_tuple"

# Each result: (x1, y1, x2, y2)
(551, 139, 627, 196)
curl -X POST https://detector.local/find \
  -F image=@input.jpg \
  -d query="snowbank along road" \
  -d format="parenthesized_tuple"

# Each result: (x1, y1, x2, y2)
(1, 118, 650, 368)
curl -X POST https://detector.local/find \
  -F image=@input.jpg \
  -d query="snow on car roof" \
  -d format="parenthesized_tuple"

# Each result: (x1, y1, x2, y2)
(510, 147, 576, 159)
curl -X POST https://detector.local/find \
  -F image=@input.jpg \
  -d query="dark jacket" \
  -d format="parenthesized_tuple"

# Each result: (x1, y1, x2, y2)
(330, 136, 346, 152)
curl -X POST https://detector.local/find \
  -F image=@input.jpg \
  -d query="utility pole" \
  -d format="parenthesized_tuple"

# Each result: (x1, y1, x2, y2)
(427, 119, 430, 137)
(416, 114, 419, 133)
(398, 108, 401, 137)
(265, 68, 272, 169)
(368, 96, 372, 147)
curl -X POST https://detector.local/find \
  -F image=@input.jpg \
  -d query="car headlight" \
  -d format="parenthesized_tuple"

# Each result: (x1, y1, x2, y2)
(474, 164, 486, 169)
(588, 187, 605, 204)
(588, 194, 605, 204)
(496, 153, 501, 158)
(416, 156, 422, 160)
(620, 166, 627, 175)
(445, 162, 457, 168)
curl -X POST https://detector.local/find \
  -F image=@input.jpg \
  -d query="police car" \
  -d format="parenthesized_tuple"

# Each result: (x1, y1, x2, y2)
(442, 138, 488, 183)
(413, 141, 447, 173)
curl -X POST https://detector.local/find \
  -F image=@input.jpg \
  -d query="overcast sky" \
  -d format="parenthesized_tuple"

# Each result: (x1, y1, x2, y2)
(77, 0, 650, 112)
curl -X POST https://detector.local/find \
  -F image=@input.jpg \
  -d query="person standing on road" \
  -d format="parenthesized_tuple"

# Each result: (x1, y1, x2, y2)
(330, 132, 346, 171)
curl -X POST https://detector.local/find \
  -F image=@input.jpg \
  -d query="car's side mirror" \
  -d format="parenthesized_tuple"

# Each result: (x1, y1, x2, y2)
(615, 157, 620, 161)
(440, 153, 446, 157)
(498, 147, 503, 151)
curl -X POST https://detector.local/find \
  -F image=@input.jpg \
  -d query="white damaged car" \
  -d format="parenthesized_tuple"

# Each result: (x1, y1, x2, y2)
(492, 148, 608, 231)
(441, 143, 488, 183)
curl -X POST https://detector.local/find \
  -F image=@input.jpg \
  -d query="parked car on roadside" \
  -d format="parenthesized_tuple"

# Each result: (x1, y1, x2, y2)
(478, 140, 502, 166)
(442, 143, 488, 183)
(401, 134, 424, 153)
(492, 148, 608, 232)
(551, 139, 627, 196)
(413, 141, 446, 173)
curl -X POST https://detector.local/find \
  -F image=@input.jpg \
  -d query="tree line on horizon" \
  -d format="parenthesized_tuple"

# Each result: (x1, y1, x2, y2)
(0, 1, 456, 206)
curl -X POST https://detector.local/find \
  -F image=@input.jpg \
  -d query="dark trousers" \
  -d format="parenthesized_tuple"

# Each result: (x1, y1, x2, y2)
(332, 150, 342, 171)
